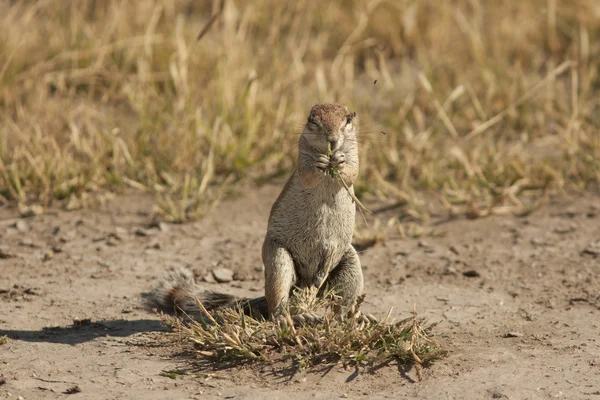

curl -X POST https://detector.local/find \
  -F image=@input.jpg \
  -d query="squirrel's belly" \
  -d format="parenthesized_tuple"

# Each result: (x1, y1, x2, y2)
(274, 186, 356, 285)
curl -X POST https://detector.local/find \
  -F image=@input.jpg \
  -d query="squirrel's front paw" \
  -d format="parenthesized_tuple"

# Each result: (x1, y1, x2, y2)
(330, 151, 346, 167)
(315, 154, 330, 172)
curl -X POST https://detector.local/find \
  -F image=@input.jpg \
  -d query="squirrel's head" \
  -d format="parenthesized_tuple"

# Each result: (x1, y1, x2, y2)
(303, 103, 356, 151)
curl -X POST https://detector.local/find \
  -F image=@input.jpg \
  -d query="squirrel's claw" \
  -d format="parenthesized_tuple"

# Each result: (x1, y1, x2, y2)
(292, 312, 323, 326)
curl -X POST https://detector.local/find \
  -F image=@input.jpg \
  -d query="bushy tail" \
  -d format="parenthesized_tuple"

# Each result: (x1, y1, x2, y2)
(145, 268, 269, 320)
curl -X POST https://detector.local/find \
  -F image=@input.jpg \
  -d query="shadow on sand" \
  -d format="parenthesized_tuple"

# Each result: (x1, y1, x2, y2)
(0, 318, 166, 345)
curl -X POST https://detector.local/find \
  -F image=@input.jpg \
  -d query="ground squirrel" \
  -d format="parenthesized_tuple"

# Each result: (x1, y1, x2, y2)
(147, 103, 364, 322)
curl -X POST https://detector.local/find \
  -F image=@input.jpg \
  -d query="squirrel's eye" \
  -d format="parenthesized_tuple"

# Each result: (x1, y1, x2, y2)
(345, 112, 356, 125)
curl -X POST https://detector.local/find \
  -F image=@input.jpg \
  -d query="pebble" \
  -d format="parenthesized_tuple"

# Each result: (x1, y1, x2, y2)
(19, 239, 41, 248)
(66, 195, 82, 210)
(212, 267, 234, 283)
(553, 224, 577, 234)
(503, 332, 523, 338)
(0, 247, 15, 259)
(418, 240, 431, 248)
(42, 251, 54, 262)
(19, 204, 43, 217)
(157, 222, 170, 233)
(135, 228, 155, 237)
(202, 273, 216, 283)
(14, 220, 29, 232)
(443, 265, 458, 275)
(530, 237, 546, 246)
(581, 241, 600, 256)
(147, 240, 161, 249)
(462, 270, 481, 278)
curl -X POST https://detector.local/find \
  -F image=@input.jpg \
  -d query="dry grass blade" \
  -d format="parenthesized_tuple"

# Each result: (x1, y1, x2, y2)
(196, 0, 226, 42)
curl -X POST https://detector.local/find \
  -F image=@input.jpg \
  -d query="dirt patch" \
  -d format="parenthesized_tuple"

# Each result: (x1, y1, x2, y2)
(1, 187, 599, 399)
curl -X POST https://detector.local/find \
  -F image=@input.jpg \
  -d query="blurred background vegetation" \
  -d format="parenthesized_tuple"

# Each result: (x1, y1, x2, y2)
(0, 0, 598, 223)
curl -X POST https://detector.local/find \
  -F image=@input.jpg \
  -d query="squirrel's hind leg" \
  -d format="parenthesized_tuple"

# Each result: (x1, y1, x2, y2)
(262, 236, 297, 319)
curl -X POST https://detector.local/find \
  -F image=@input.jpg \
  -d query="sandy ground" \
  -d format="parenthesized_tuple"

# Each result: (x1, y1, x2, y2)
(1, 185, 599, 400)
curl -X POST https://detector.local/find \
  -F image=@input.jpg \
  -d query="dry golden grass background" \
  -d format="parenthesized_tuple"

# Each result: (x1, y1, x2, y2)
(1, 0, 599, 223)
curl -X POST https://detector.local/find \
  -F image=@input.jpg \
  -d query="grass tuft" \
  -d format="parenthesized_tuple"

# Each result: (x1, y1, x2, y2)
(160, 288, 446, 379)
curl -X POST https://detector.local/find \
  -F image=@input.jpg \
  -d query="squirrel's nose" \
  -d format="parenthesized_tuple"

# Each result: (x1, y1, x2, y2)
(328, 137, 339, 149)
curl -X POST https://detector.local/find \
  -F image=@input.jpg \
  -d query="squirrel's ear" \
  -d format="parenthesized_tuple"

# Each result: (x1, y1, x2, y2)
(346, 112, 356, 124)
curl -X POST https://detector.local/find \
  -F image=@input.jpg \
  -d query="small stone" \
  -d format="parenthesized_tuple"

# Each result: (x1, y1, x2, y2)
(31, 204, 44, 215)
(23, 288, 40, 296)
(66, 195, 82, 211)
(13, 220, 29, 232)
(97, 260, 113, 269)
(418, 240, 434, 253)
(233, 271, 250, 281)
(158, 222, 170, 233)
(59, 230, 77, 243)
(0, 248, 15, 259)
(64, 384, 81, 394)
(581, 241, 600, 256)
(212, 267, 234, 283)
(19, 239, 41, 248)
(462, 270, 480, 278)
(147, 221, 170, 233)
(147, 240, 161, 249)
(92, 235, 106, 242)
(135, 228, 156, 237)
(18, 203, 43, 217)
(202, 273, 216, 283)
(444, 265, 458, 275)
(553, 224, 576, 234)
(530, 237, 546, 246)
(121, 307, 133, 314)
(42, 251, 54, 262)
(503, 332, 523, 338)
